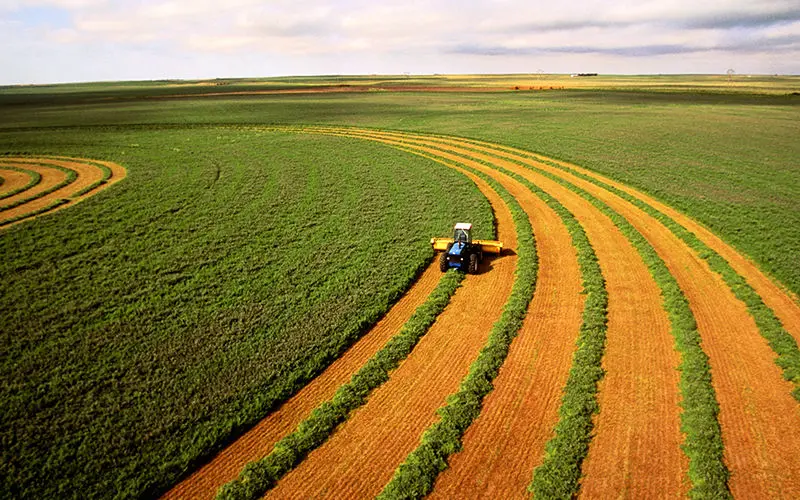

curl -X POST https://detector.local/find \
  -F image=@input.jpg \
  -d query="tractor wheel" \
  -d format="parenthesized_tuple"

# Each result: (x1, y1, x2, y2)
(468, 253, 479, 274)
(439, 252, 449, 272)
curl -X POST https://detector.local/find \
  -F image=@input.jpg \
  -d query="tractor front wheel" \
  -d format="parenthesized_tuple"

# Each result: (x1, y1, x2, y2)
(468, 253, 479, 274)
(439, 252, 449, 272)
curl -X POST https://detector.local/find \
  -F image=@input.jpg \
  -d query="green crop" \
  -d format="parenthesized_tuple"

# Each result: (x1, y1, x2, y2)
(218, 269, 464, 500)
(0, 128, 492, 499)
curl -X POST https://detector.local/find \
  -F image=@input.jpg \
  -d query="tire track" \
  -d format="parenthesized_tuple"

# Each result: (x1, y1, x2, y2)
(265, 168, 517, 499)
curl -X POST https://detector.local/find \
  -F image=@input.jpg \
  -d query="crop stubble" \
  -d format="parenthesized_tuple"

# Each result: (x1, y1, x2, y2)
(443, 139, 800, 498)
(0, 157, 126, 227)
(0, 168, 34, 196)
(163, 263, 443, 499)
(327, 129, 687, 497)
(265, 168, 517, 499)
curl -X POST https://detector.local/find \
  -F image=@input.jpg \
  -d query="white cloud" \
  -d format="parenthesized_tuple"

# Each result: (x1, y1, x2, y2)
(2, 0, 799, 84)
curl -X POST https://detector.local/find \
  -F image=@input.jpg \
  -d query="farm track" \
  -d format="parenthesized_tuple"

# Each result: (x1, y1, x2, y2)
(0, 156, 125, 227)
(265, 170, 518, 499)
(163, 263, 444, 499)
(381, 130, 800, 497)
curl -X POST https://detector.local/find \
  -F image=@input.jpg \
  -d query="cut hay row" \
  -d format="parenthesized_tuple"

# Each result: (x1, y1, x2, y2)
(314, 128, 686, 498)
(449, 141, 800, 497)
(363, 129, 798, 498)
(0, 166, 41, 200)
(262, 167, 518, 498)
(217, 270, 465, 499)
(164, 126, 799, 499)
(164, 264, 444, 500)
(377, 150, 539, 499)
(444, 147, 727, 496)
(0, 157, 126, 228)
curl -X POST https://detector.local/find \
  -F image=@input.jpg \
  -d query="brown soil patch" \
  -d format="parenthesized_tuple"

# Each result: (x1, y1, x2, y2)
(162, 262, 443, 500)
(446, 140, 800, 498)
(266, 165, 518, 499)
(0, 168, 36, 197)
(346, 130, 685, 498)
(0, 157, 125, 228)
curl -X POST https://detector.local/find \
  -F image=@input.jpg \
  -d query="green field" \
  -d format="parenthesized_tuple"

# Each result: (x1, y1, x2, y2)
(1, 75, 799, 498)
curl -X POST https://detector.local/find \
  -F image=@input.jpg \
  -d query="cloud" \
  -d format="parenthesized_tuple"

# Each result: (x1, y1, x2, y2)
(2, 0, 799, 84)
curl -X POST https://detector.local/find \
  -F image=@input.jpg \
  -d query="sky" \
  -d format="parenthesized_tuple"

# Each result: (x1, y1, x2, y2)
(1, 0, 799, 85)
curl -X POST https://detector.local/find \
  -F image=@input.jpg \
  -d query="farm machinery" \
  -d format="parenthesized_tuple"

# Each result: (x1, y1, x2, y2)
(431, 223, 503, 274)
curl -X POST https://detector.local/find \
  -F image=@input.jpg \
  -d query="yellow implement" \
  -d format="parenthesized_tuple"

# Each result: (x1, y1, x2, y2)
(430, 237, 503, 254)
(431, 223, 503, 274)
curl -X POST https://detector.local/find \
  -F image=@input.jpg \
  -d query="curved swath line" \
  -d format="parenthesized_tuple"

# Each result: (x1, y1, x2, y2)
(163, 143, 510, 500)
(0, 157, 125, 228)
(0, 162, 71, 211)
(312, 128, 687, 498)
(333, 128, 799, 498)
(0, 166, 41, 200)
(163, 264, 444, 499)
(265, 149, 519, 499)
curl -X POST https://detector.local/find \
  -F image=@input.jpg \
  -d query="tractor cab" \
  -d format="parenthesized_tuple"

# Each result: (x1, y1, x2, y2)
(453, 222, 473, 246)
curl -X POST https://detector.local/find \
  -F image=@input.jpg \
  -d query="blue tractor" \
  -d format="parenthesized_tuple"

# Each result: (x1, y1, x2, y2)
(431, 223, 503, 274)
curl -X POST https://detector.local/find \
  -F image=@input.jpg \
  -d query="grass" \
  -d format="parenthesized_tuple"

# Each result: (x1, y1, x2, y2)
(2, 85, 797, 297)
(218, 269, 465, 500)
(0, 128, 492, 499)
(377, 153, 538, 499)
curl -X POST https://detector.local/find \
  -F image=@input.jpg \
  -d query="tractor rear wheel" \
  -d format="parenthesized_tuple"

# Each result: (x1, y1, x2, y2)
(439, 252, 449, 272)
(468, 253, 479, 274)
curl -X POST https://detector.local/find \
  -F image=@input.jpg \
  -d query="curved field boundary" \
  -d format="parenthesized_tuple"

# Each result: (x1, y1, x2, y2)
(217, 270, 465, 499)
(263, 164, 518, 498)
(349, 129, 799, 498)
(0, 166, 41, 200)
(0, 156, 126, 228)
(164, 263, 445, 499)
